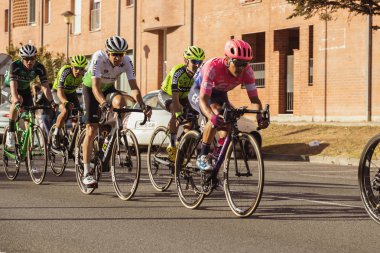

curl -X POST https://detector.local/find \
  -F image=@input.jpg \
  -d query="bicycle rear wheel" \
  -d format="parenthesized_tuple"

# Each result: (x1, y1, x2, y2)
(224, 132, 264, 217)
(111, 129, 141, 200)
(75, 130, 99, 194)
(27, 125, 48, 185)
(48, 124, 67, 176)
(175, 130, 205, 209)
(2, 127, 21, 180)
(147, 126, 173, 191)
(359, 133, 380, 224)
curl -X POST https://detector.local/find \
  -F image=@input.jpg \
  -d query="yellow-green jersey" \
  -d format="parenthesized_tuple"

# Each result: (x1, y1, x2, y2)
(53, 65, 83, 94)
(161, 64, 194, 100)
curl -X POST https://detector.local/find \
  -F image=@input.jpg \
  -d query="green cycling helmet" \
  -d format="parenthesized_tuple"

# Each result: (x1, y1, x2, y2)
(70, 55, 88, 68)
(183, 46, 205, 61)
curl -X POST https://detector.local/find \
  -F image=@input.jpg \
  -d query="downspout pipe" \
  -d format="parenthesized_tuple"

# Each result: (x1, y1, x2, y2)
(40, 0, 44, 48)
(8, 0, 11, 49)
(117, 0, 121, 35)
(368, 12, 373, 121)
(134, 0, 137, 65)
(190, 0, 194, 45)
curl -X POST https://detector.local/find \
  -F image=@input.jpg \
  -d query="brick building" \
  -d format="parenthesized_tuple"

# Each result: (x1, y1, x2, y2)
(0, 0, 379, 122)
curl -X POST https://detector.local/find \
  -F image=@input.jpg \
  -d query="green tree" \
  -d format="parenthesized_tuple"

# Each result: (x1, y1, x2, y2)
(287, 0, 380, 28)
(6, 43, 67, 84)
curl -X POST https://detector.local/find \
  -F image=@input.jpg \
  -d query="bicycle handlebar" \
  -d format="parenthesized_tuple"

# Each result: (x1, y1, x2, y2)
(99, 107, 148, 126)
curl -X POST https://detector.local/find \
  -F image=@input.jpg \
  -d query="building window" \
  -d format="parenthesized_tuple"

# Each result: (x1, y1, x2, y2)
(44, 0, 51, 24)
(4, 9, 8, 32)
(73, 0, 82, 34)
(308, 25, 314, 85)
(90, 0, 101, 31)
(126, 0, 134, 6)
(28, 0, 36, 25)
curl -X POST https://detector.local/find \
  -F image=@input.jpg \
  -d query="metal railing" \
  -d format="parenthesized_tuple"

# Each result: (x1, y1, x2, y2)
(308, 58, 313, 85)
(90, 9, 100, 31)
(286, 92, 293, 112)
(249, 62, 265, 88)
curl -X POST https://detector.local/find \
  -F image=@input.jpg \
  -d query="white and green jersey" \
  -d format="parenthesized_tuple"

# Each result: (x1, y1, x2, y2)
(83, 50, 135, 91)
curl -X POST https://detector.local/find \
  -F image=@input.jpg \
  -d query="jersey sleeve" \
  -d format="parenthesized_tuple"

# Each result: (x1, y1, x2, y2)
(199, 61, 216, 97)
(35, 63, 48, 84)
(8, 62, 19, 81)
(57, 68, 71, 89)
(242, 66, 258, 98)
(171, 67, 186, 93)
(123, 56, 136, 80)
(90, 51, 103, 78)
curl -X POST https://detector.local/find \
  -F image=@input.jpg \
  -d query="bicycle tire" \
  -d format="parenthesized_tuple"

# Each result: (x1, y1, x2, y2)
(2, 127, 21, 180)
(47, 124, 67, 176)
(111, 129, 141, 200)
(224, 132, 264, 217)
(175, 130, 205, 209)
(358, 133, 380, 224)
(27, 125, 48, 185)
(147, 126, 173, 192)
(75, 130, 98, 195)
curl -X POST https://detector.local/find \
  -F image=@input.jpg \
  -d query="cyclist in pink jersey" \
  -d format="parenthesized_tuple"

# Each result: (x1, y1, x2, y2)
(188, 39, 269, 171)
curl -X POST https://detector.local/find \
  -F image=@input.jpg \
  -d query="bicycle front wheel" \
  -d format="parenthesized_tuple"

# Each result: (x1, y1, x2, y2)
(224, 132, 264, 217)
(175, 130, 205, 209)
(359, 133, 380, 224)
(48, 124, 67, 176)
(2, 127, 21, 180)
(27, 125, 48, 185)
(111, 129, 141, 201)
(147, 126, 173, 191)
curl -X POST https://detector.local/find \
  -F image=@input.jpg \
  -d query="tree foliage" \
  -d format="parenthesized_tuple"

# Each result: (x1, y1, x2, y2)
(287, 0, 380, 22)
(6, 43, 67, 84)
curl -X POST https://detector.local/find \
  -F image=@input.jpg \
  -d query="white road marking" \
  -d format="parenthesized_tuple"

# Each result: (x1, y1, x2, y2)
(276, 196, 362, 208)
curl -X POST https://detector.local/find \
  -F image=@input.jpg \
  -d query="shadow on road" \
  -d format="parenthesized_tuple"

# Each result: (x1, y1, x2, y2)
(262, 142, 329, 156)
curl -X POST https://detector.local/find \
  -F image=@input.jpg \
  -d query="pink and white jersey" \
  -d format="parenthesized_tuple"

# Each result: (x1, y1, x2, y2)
(193, 57, 258, 98)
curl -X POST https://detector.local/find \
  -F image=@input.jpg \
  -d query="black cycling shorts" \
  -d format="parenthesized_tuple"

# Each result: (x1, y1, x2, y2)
(82, 85, 121, 123)
(15, 88, 34, 107)
(157, 90, 189, 112)
(188, 86, 230, 116)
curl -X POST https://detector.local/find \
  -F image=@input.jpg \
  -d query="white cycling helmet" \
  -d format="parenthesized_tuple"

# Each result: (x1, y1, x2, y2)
(105, 36, 128, 52)
(19, 44, 37, 57)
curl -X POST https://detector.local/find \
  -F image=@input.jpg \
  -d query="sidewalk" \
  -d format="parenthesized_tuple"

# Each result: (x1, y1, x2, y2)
(260, 122, 380, 166)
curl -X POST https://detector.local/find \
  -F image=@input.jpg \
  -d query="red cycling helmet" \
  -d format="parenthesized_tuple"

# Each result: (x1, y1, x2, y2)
(224, 39, 253, 61)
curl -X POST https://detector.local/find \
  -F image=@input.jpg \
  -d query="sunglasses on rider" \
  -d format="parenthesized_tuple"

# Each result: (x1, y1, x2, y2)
(22, 56, 36, 62)
(231, 59, 249, 68)
(73, 66, 85, 71)
(190, 59, 203, 65)
(108, 52, 126, 57)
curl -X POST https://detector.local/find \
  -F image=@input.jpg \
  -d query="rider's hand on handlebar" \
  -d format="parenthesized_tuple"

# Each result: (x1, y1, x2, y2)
(64, 101, 74, 110)
(256, 114, 269, 129)
(211, 114, 224, 128)
(100, 102, 111, 113)
(175, 111, 186, 124)
(141, 104, 152, 119)
(50, 100, 58, 111)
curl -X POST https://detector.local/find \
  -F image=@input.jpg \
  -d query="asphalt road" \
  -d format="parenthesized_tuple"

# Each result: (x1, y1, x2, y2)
(0, 157, 378, 253)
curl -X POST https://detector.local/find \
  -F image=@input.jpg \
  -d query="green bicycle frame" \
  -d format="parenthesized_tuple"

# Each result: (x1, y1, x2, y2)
(4, 111, 39, 160)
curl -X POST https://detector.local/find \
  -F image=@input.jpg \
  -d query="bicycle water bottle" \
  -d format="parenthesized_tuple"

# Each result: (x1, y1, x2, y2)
(21, 131, 27, 144)
(102, 137, 109, 153)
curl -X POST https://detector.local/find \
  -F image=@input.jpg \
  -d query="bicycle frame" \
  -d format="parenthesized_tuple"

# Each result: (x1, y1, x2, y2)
(4, 110, 38, 160)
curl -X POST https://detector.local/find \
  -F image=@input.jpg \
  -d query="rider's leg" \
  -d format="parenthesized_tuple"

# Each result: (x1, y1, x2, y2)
(6, 95, 24, 149)
(52, 104, 68, 148)
(83, 123, 98, 177)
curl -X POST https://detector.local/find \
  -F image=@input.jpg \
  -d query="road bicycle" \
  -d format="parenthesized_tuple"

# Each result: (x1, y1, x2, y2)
(175, 104, 269, 217)
(47, 107, 85, 176)
(75, 107, 147, 200)
(2, 105, 50, 184)
(147, 107, 201, 191)
(358, 133, 380, 224)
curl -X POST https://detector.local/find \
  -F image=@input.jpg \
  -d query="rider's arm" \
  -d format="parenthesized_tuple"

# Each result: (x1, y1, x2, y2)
(129, 79, 145, 107)
(249, 96, 263, 110)
(40, 81, 54, 102)
(92, 77, 107, 105)
(10, 80, 20, 104)
(199, 92, 214, 120)
(57, 87, 68, 104)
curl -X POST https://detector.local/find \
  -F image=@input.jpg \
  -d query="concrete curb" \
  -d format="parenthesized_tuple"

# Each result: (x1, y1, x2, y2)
(263, 153, 360, 166)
